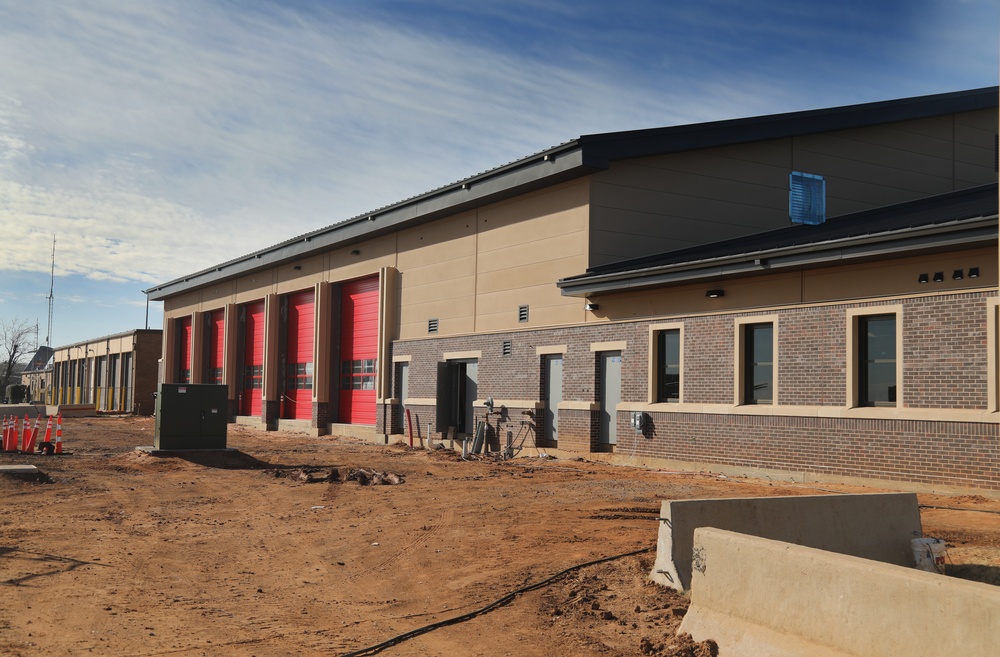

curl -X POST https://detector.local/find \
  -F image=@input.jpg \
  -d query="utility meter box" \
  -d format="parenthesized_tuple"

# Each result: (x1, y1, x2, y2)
(154, 383, 228, 450)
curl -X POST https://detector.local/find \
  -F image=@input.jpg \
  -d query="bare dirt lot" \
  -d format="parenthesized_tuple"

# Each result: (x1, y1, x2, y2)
(2, 416, 998, 656)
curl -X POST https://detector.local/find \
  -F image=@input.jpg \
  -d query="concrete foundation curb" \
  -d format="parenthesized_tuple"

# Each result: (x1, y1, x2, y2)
(680, 528, 1000, 657)
(650, 492, 921, 591)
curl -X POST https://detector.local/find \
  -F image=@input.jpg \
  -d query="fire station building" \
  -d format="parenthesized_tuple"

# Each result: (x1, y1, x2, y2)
(146, 87, 999, 492)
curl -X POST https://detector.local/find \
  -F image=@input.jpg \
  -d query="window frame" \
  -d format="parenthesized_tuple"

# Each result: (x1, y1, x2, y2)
(735, 316, 778, 406)
(648, 322, 684, 404)
(847, 306, 903, 409)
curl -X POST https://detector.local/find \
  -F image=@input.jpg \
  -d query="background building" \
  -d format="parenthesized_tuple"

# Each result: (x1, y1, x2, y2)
(147, 87, 999, 491)
(51, 329, 162, 415)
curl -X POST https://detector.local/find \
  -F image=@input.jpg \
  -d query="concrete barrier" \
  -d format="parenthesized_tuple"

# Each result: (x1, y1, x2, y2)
(47, 404, 96, 418)
(650, 493, 920, 591)
(0, 403, 45, 419)
(680, 527, 1000, 657)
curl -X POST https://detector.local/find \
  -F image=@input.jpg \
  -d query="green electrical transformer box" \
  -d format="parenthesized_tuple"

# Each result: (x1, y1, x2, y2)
(154, 383, 228, 450)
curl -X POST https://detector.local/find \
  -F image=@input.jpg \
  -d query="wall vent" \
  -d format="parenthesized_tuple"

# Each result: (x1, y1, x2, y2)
(428, 318, 438, 334)
(518, 305, 529, 323)
(789, 171, 826, 225)
(502, 340, 512, 356)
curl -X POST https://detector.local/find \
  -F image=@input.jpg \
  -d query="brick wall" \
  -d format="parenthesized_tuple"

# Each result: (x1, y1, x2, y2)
(777, 305, 847, 406)
(388, 290, 998, 490)
(903, 293, 989, 409)
(620, 412, 1000, 490)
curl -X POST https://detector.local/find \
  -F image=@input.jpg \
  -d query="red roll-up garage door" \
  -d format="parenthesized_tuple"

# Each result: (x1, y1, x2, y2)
(241, 301, 265, 416)
(283, 290, 314, 420)
(208, 309, 225, 384)
(339, 277, 379, 424)
(177, 316, 192, 383)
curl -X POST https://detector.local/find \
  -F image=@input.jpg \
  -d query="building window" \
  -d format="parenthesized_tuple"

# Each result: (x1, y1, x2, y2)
(656, 329, 681, 403)
(859, 314, 896, 407)
(742, 323, 773, 404)
(341, 359, 376, 391)
(287, 362, 314, 390)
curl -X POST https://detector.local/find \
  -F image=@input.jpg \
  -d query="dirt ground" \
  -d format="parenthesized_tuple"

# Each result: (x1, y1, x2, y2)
(1, 416, 998, 657)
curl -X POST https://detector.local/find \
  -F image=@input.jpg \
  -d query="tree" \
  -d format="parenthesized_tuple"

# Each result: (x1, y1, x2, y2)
(0, 317, 33, 396)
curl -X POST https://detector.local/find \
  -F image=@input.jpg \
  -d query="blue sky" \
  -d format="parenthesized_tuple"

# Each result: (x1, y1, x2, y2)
(0, 0, 996, 349)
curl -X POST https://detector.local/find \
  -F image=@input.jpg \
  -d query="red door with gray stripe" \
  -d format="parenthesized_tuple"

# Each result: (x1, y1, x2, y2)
(283, 290, 314, 420)
(208, 309, 225, 384)
(241, 301, 264, 416)
(177, 316, 192, 383)
(339, 277, 378, 424)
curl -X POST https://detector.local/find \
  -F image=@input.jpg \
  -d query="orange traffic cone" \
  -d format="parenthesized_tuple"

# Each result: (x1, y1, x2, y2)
(55, 413, 63, 454)
(29, 417, 40, 452)
(42, 416, 52, 444)
(2, 415, 9, 451)
(22, 414, 36, 453)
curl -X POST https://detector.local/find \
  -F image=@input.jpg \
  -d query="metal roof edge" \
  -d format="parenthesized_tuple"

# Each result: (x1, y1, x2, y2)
(146, 149, 597, 300)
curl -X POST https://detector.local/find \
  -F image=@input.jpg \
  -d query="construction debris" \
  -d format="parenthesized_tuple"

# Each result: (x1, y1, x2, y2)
(267, 466, 405, 486)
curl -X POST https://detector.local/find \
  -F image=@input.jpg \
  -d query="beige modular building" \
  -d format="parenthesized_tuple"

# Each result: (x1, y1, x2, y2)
(147, 87, 1000, 492)
(50, 330, 162, 415)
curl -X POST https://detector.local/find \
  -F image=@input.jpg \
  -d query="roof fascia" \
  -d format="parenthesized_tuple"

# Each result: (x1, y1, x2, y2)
(578, 87, 998, 162)
(557, 217, 998, 297)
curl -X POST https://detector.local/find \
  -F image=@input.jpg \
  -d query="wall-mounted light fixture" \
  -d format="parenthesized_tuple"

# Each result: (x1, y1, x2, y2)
(351, 249, 361, 256)
(933, 272, 944, 283)
(917, 273, 929, 284)
(584, 303, 599, 311)
(952, 269, 963, 280)
(705, 288, 725, 298)
(969, 267, 980, 278)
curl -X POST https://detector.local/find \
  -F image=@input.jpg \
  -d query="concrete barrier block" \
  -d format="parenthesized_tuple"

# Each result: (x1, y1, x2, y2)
(650, 493, 920, 591)
(680, 527, 1000, 657)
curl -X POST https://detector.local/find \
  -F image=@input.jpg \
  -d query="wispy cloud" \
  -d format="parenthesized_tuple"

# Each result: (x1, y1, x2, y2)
(0, 0, 995, 345)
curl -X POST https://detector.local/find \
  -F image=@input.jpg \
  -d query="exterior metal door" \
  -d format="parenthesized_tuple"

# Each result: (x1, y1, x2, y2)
(462, 360, 478, 435)
(283, 290, 315, 420)
(397, 361, 409, 434)
(544, 355, 562, 443)
(339, 277, 379, 424)
(241, 301, 265, 416)
(599, 351, 622, 446)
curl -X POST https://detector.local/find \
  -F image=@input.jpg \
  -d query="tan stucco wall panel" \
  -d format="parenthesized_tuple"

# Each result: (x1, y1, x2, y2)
(804, 248, 996, 302)
(476, 180, 588, 235)
(600, 273, 803, 320)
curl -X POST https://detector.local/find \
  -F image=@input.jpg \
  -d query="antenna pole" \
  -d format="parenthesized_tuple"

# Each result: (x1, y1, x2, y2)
(46, 236, 55, 347)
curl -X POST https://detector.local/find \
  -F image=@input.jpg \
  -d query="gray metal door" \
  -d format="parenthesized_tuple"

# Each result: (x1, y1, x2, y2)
(398, 362, 409, 433)
(544, 355, 562, 443)
(463, 360, 478, 434)
(599, 351, 622, 446)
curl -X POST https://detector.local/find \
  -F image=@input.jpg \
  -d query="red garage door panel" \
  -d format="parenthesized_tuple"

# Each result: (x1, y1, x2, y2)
(242, 301, 265, 416)
(208, 309, 225, 384)
(283, 290, 314, 420)
(339, 277, 379, 424)
(177, 316, 192, 383)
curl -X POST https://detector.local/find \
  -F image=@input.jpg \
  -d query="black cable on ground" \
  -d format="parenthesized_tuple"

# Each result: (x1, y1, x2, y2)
(919, 504, 1000, 515)
(338, 545, 655, 657)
